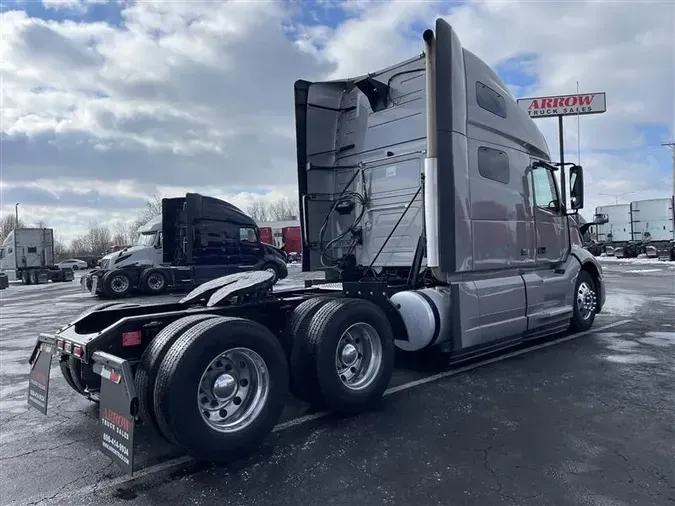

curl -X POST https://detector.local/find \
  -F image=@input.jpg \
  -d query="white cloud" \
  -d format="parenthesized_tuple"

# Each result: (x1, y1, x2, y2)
(0, 0, 673, 244)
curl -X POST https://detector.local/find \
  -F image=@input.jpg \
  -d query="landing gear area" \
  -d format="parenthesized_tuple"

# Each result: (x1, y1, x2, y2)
(6, 264, 673, 506)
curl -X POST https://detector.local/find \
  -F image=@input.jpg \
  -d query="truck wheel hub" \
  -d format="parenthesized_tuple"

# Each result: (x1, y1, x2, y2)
(212, 373, 237, 401)
(576, 282, 596, 320)
(197, 347, 270, 433)
(340, 344, 358, 366)
(335, 322, 383, 391)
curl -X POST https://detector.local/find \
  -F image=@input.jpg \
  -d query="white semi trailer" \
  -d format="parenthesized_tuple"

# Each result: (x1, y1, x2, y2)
(28, 19, 607, 474)
(630, 197, 675, 260)
(0, 228, 74, 284)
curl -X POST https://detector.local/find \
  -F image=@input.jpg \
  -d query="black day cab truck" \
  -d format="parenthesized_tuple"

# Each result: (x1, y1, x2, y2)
(81, 193, 288, 298)
(27, 19, 607, 475)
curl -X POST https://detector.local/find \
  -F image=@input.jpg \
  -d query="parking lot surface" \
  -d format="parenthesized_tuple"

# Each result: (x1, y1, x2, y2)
(1, 261, 673, 506)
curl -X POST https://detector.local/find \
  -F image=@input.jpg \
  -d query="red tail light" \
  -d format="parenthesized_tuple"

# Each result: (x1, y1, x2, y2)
(64, 342, 73, 354)
(73, 345, 83, 358)
(56, 339, 64, 351)
(122, 331, 142, 347)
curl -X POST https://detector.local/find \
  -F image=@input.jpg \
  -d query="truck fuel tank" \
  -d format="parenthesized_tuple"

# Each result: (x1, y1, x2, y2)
(390, 287, 452, 351)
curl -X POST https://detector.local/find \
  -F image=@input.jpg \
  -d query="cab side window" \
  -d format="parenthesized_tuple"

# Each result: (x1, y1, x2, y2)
(239, 227, 258, 244)
(532, 166, 559, 211)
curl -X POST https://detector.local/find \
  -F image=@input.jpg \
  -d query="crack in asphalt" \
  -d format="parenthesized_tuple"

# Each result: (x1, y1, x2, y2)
(0, 436, 98, 461)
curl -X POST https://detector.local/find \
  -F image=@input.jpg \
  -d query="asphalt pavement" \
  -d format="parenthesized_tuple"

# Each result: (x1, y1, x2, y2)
(0, 260, 673, 506)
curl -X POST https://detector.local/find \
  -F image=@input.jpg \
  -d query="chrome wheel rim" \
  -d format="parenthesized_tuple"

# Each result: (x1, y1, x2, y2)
(197, 347, 269, 433)
(576, 281, 597, 321)
(148, 273, 165, 290)
(335, 322, 382, 391)
(265, 267, 277, 279)
(110, 275, 129, 293)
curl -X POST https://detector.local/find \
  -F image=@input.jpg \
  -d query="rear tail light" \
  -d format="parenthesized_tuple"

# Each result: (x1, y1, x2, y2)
(122, 331, 142, 347)
(73, 345, 83, 358)
(64, 342, 73, 354)
(56, 339, 64, 351)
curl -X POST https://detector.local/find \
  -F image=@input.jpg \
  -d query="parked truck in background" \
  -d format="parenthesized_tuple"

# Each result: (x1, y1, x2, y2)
(0, 228, 74, 284)
(595, 204, 640, 257)
(27, 18, 607, 475)
(630, 197, 675, 260)
(82, 193, 288, 298)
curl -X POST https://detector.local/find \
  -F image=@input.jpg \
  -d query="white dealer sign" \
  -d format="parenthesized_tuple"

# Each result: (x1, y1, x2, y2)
(517, 92, 607, 118)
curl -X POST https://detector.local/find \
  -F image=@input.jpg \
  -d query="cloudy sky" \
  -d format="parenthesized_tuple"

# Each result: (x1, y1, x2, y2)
(1, 0, 673, 243)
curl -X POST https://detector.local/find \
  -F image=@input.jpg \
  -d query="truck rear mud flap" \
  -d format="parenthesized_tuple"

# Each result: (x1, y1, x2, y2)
(27, 342, 138, 476)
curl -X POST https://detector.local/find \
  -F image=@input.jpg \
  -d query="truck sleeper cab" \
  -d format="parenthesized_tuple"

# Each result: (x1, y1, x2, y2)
(83, 194, 288, 298)
(27, 19, 605, 474)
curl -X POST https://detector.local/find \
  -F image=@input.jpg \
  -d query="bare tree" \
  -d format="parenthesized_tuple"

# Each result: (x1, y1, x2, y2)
(246, 199, 269, 223)
(35, 220, 48, 228)
(268, 197, 299, 221)
(0, 215, 26, 243)
(53, 236, 68, 261)
(112, 221, 134, 246)
(133, 195, 163, 231)
(70, 236, 88, 256)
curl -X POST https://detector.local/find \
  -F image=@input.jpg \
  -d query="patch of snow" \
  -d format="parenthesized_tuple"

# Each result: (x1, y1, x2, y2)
(623, 269, 663, 274)
(597, 335, 640, 353)
(600, 291, 645, 316)
(602, 354, 658, 364)
(638, 331, 675, 347)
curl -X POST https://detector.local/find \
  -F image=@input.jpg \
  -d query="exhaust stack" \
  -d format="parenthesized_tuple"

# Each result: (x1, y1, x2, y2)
(423, 29, 440, 269)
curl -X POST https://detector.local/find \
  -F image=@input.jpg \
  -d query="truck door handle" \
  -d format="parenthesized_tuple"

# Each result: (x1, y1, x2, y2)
(537, 247, 546, 254)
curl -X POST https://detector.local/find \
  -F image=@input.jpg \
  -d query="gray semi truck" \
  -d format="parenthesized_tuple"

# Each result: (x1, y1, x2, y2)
(27, 18, 606, 475)
(0, 228, 74, 284)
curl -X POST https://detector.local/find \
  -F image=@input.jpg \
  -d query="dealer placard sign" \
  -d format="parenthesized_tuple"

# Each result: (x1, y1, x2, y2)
(517, 92, 607, 118)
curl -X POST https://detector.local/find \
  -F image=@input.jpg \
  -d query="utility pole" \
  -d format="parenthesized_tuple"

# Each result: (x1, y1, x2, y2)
(15, 203, 19, 227)
(663, 142, 675, 198)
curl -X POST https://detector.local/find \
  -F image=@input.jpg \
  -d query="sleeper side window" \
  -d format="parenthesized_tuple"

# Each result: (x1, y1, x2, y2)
(532, 166, 559, 211)
(477, 146, 510, 184)
(476, 82, 507, 118)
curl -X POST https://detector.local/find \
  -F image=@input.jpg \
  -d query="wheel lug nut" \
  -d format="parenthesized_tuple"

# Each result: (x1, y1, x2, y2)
(233, 397, 242, 405)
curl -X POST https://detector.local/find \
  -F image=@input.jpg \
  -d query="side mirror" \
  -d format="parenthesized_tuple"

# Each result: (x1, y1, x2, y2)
(569, 165, 584, 210)
(593, 213, 609, 225)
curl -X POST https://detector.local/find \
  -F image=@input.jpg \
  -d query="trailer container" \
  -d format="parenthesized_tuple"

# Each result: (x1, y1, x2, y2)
(630, 197, 675, 260)
(595, 204, 639, 257)
(27, 18, 606, 476)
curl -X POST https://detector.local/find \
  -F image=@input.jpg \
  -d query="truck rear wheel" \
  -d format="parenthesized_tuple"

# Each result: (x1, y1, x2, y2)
(286, 296, 334, 402)
(301, 298, 395, 414)
(135, 314, 219, 443)
(153, 317, 288, 463)
(21, 271, 30, 285)
(140, 268, 168, 295)
(102, 270, 132, 298)
(569, 270, 598, 332)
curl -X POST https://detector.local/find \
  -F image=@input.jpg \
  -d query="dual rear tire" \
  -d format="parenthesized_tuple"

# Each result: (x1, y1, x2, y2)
(135, 297, 395, 464)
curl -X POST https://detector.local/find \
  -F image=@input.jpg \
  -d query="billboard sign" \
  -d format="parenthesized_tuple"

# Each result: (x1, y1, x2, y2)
(517, 92, 607, 118)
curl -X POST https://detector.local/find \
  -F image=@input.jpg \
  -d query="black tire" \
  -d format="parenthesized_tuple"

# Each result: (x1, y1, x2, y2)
(59, 357, 84, 395)
(261, 264, 280, 285)
(102, 270, 132, 298)
(72, 265, 79, 271)
(21, 271, 30, 285)
(135, 314, 219, 443)
(286, 297, 335, 402)
(29, 270, 38, 285)
(140, 268, 168, 295)
(569, 269, 598, 333)
(304, 298, 395, 414)
(153, 317, 288, 463)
